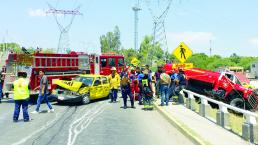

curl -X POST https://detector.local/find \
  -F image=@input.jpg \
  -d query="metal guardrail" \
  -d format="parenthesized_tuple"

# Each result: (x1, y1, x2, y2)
(182, 89, 258, 124)
(181, 89, 258, 143)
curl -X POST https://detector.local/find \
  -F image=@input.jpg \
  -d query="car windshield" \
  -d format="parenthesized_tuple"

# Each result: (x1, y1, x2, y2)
(74, 76, 94, 86)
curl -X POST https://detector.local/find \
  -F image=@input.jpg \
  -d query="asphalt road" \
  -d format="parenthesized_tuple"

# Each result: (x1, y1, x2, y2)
(0, 98, 194, 145)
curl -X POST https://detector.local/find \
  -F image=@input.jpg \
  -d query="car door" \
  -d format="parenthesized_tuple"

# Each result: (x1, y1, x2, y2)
(101, 76, 110, 98)
(90, 77, 102, 99)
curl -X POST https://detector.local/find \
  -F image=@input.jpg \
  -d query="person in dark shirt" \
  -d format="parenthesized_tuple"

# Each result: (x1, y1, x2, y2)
(121, 72, 135, 109)
(154, 66, 163, 98)
(175, 69, 187, 96)
(31, 70, 54, 114)
(0, 72, 4, 103)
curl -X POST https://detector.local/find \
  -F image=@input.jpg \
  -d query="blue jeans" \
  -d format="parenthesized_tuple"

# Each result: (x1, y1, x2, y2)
(110, 89, 118, 102)
(13, 99, 29, 121)
(168, 82, 176, 97)
(160, 84, 169, 106)
(36, 94, 53, 112)
(0, 84, 3, 100)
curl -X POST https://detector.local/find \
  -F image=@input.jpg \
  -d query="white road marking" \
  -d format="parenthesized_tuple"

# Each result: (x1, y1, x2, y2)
(67, 103, 107, 145)
(11, 110, 62, 145)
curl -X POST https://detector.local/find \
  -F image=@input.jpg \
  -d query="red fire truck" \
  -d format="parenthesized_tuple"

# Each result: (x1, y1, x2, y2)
(2, 51, 124, 96)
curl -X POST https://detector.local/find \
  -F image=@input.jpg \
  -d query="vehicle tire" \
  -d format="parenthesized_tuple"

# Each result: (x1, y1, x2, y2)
(229, 97, 245, 109)
(81, 94, 90, 105)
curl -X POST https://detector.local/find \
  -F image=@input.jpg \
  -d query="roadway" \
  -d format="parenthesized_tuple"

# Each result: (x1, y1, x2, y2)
(0, 98, 194, 145)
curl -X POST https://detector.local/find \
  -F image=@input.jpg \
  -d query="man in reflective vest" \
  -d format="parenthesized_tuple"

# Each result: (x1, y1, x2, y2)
(13, 72, 30, 122)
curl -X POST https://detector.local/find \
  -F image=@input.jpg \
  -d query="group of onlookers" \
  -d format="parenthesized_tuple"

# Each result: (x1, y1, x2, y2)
(108, 64, 187, 109)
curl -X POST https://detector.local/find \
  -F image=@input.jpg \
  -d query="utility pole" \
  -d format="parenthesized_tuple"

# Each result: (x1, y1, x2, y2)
(132, 0, 141, 51)
(209, 39, 212, 57)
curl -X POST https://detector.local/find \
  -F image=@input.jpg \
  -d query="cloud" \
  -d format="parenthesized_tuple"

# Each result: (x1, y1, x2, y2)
(249, 37, 258, 46)
(28, 9, 47, 17)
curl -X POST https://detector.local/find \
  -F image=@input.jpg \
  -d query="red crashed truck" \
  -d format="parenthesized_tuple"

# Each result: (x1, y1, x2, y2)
(2, 51, 124, 96)
(184, 68, 258, 110)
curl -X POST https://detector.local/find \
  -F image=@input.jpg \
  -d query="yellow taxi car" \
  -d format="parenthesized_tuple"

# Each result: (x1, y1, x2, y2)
(54, 74, 110, 104)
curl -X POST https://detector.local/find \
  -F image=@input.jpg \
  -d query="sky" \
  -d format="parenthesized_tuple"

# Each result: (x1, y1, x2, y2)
(0, 0, 258, 57)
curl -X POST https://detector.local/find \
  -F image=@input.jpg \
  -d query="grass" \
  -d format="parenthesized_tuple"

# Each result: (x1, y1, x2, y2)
(193, 100, 200, 113)
(208, 107, 218, 121)
(228, 113, 245, 135)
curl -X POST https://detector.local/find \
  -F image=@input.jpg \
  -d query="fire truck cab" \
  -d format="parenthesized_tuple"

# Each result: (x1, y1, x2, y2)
(90, 53, 125, 75)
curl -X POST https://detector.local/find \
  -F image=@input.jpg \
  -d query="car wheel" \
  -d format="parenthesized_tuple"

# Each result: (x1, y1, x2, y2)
(82, 94, 90, 105)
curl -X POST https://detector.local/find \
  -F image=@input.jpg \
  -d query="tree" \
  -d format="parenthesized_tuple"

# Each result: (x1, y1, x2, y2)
(138, 35, 164, 66)
(0, 43, 21, 53)
(187, 53, 209, 69)
(120, 48, 138, 64)
(229, 53, 240, 64)
(100, 26, 121, 53)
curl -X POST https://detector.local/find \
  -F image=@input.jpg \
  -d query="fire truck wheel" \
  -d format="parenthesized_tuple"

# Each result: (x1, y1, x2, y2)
(229, 97, 244, 109)
(82, 94, 90, 105)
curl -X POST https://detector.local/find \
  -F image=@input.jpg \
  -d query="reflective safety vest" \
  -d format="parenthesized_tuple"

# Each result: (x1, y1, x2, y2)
(142, 79, 149, 87)
(13, 78, 29, 100)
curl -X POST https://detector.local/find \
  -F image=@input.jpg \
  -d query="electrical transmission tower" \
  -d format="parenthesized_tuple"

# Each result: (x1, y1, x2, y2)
(145, 0, 173, 65)
(46, 3, 82, 53)
(132, 0, 141, 51)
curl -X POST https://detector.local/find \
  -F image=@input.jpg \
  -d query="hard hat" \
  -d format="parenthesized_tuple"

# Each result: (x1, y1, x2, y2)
(111, 67, 116, 71)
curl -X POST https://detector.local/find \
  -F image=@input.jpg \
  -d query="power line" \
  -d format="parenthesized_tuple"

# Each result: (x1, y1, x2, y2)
(144, 0, 173, 65)
(46, 2, 83, 53)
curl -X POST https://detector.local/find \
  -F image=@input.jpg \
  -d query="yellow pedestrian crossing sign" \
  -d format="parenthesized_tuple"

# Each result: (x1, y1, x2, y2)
(173, 42, 193, 63)
(131, 57, 140, 66)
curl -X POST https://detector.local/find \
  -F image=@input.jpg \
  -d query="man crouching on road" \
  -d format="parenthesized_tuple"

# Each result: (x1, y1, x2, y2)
(13, 72, 30, 122)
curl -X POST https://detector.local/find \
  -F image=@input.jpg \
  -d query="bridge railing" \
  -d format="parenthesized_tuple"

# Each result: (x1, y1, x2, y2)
(180, 89, 258, 143)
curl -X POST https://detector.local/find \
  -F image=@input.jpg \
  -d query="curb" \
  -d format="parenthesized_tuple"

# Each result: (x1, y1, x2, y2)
(153, 102, 212, 145)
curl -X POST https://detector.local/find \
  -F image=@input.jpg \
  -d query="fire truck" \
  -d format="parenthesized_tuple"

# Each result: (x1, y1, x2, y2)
(2, 51, 124, 96)
(163, 63, 257, 110)
(184, 68, 258, 110)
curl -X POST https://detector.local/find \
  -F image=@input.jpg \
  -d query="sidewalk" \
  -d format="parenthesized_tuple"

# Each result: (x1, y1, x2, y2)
(154, 99, 253, 145)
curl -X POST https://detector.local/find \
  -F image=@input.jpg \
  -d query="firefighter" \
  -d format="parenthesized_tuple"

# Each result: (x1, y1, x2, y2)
(31, 70, 54, 114)
(109, 67, 120, 103)
(141, 69, 153, 109)
(13, 72, 30, 122)
(121, 72, 135, 109)
(129, 67, 140, 102)
(137, 68, 145, 105)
